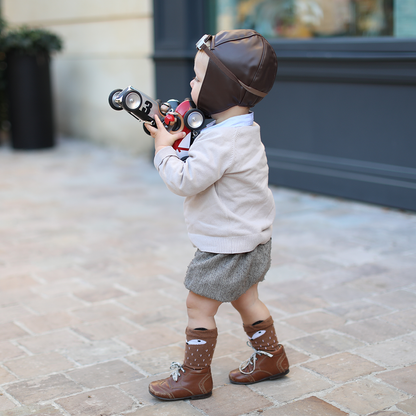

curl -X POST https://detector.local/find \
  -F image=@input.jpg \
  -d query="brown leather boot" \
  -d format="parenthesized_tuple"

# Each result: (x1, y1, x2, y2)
(149, 327, 217, 400)
(229, 316, 289, 385)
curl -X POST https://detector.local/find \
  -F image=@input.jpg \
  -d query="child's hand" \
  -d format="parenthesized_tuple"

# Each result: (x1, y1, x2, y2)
(145, 116, 186, 154)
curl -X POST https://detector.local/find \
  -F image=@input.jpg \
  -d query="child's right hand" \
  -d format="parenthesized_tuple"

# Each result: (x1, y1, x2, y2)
(145, 116, 186, 154)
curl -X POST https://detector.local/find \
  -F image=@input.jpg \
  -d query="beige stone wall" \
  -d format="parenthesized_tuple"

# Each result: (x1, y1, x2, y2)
(2, 0, 155, 154)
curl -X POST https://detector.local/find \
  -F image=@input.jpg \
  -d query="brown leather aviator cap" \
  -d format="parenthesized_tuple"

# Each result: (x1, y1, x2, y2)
(196, 29, 278, 117)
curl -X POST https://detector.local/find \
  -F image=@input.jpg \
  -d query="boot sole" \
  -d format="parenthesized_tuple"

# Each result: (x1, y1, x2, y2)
(229, 368, 290, 385)
(149, 390, 212, 401)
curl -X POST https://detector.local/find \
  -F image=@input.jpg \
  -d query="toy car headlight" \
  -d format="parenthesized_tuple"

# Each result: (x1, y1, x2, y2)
(186, 111, 204, 129)
(124, 91, 142, 110)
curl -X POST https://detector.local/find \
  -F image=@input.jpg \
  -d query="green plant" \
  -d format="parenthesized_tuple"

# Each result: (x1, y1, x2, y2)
(2, 25, 63, 55)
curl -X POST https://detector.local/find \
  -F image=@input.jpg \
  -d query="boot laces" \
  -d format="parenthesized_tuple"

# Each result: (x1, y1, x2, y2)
(170, 362, 185, 381)
(239, 341, 273, 375)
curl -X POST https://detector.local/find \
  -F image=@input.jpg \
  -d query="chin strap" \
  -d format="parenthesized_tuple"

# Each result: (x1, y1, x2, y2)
(239, 341, 273, 375)
(196, 34, 267, 99)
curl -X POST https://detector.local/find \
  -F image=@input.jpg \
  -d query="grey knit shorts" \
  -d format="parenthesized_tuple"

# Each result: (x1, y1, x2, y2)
(184, 239, 271, 302)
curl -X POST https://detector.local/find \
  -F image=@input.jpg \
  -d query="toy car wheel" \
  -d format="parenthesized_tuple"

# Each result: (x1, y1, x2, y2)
(108, 89, 123, 111)
(122, 91, 142, 111)
(170, 114, 184, 132)
(166, 99, 180, 112)
(143, 117, 158, 135)
(184, 108, 205, 130)
(143, 122, 154, 136)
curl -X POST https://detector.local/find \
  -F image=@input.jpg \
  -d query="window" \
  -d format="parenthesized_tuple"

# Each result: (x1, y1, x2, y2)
(216, 0, 416, 39)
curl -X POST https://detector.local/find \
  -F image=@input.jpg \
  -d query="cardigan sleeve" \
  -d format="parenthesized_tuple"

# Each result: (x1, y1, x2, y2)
(154, 128, 235, 197)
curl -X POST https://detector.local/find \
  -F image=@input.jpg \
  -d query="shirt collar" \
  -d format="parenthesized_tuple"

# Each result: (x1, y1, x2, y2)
(205, 112, 254, 130)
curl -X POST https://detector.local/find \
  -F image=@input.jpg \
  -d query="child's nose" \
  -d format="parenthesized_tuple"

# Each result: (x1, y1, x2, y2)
(190, 79, 194, 88)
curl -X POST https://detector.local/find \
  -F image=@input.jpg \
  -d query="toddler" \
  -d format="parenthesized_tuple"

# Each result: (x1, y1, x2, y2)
(145, 29, 289, 401)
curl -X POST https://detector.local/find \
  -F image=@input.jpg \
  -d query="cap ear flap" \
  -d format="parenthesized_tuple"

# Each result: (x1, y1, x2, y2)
(197, 58, 246, 117)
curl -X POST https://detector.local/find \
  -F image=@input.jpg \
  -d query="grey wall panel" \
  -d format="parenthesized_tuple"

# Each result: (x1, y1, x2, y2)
(256, 79, 416, 211)
(260, 81, 416, 166)
(153, 0, 209, 101)
(154, 60, 194, 102)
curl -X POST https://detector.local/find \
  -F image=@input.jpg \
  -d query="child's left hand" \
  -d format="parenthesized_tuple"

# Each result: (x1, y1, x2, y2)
(145, 115, 186, 154)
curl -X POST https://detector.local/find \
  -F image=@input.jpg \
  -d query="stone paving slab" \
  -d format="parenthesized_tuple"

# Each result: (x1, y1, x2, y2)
(0, 405, 63, 416)
(0, 139, 416, 415)
(192, 384, 273, 416)
(302, 352, 385, 383)
(397, 397, 416, 415)
(3, 352, 75, 379)
(268, 396, 348, 416)
(127, 401, 204, 415)
(55, 387, 135, 416)
(323, 378, 410, 415)
(369, 412, 409, 416)
(378, 364, 416, 396)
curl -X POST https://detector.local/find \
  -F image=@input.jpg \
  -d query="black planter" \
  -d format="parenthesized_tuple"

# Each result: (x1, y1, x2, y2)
(6, 51, 55, 149)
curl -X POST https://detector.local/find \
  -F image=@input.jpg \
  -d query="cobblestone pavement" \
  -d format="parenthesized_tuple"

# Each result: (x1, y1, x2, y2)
(0, 138, 415, 416)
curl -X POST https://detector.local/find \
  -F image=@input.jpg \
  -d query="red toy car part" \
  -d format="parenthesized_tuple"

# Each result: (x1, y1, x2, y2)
(109, 86, 205, 159)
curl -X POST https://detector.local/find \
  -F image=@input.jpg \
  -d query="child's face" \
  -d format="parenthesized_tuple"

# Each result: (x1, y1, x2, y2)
(190, 51, 209, 106)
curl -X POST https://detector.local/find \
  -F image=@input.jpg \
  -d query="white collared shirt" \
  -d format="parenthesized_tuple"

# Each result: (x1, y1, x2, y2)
(205, 112, 254, 130)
